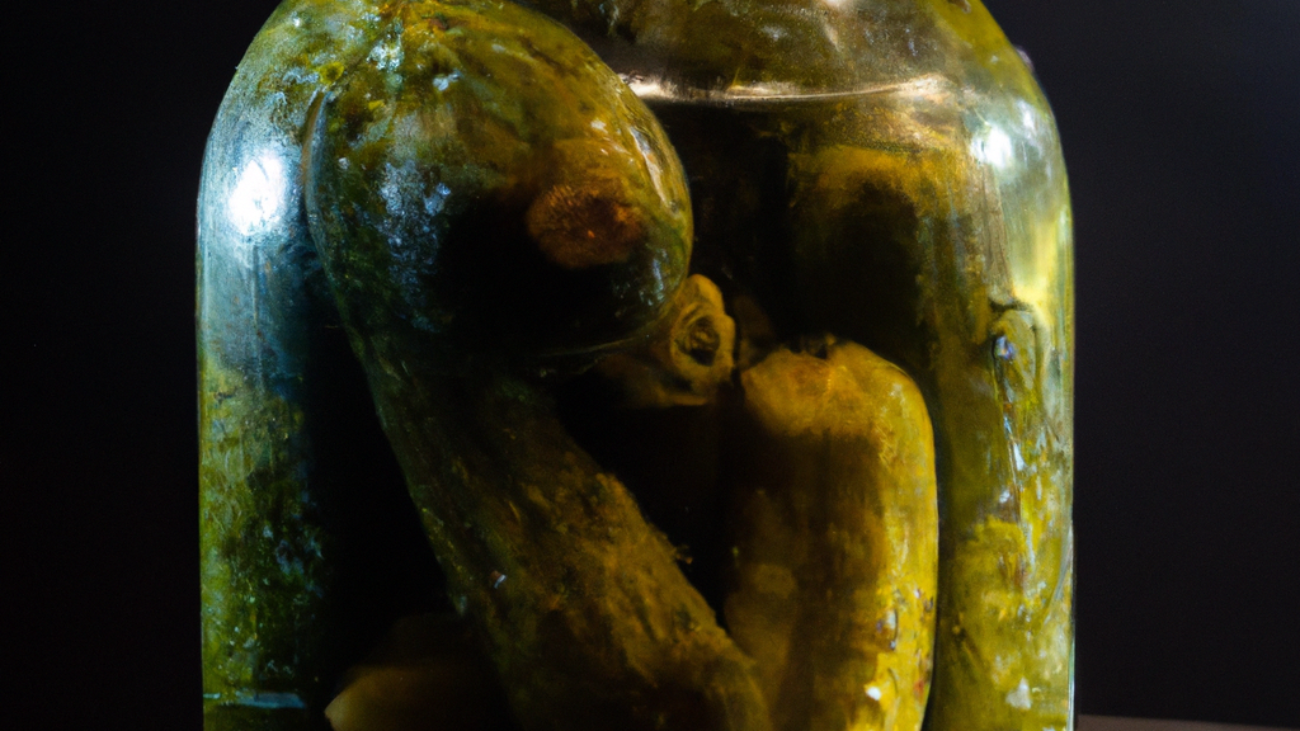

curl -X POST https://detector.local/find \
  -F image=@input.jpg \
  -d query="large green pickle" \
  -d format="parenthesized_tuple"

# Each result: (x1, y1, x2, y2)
(199, 1, 1072, 729)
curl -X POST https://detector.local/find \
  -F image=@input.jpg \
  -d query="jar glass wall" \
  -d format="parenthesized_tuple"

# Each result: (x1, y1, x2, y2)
(198, 2, 1072, 729)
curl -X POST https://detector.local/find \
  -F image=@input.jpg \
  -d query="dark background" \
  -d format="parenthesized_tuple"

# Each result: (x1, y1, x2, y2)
(7, 0, 1298, 728)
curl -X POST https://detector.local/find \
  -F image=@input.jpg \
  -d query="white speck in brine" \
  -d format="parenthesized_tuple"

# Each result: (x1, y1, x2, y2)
(1005, 677, 1032, 709)
(433, 71, 460, 92)
(490, 571, 507, 589)
(368, 37, 404, 72)
(995, 335, 1017, 361)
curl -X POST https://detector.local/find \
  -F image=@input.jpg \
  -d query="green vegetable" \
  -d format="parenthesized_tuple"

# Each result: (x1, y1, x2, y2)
(727, 337, 939, 731)
(303, 3, 769, 729)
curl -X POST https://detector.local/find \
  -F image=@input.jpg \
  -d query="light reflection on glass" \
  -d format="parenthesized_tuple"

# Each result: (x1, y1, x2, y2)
(228, 151, 288, 239)
(972, 125, 1014, 170)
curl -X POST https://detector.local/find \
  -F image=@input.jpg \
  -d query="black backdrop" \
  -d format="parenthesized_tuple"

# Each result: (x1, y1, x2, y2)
(7, 0, 1298, 728)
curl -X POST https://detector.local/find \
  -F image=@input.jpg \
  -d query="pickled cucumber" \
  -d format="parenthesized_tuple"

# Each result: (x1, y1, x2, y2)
(303, 2, 770, 729)
(727, 337, 938, 731)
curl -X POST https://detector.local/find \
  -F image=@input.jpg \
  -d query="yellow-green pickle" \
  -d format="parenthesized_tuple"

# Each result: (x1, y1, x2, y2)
(198, 1, 1073, 730)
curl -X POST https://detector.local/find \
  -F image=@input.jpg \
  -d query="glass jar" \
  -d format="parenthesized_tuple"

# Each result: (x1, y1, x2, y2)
(198, 1, 1073, 730)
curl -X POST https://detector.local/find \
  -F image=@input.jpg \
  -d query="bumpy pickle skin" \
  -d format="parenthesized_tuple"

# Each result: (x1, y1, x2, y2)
(303, 0, 693, 362)
(302, 2, 770, 730)
(726, 338, 938, 731)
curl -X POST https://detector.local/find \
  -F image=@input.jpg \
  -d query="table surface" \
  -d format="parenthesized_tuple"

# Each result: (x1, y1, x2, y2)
(1080, 716, 1295, 731)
